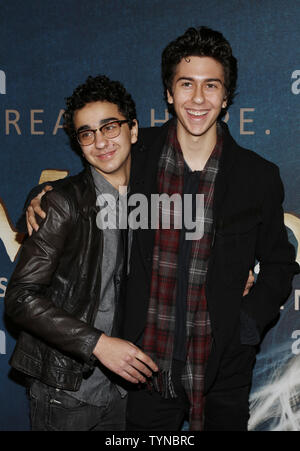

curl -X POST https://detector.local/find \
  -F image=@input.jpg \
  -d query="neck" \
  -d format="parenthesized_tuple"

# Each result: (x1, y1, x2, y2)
(177, 122, 217, 171)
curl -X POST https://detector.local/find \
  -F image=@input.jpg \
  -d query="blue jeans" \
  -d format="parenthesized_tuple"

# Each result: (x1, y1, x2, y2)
(28, 379, 127, 431)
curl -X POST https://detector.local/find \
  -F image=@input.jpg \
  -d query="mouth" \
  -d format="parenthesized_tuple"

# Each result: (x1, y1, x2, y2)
(186, 109, 209, 119)
(96, 149, 116, 160)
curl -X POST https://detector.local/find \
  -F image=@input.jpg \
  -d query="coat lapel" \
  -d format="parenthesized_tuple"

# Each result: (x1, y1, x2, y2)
(130, 123, 169, 280)
(213, 122, 238, 231)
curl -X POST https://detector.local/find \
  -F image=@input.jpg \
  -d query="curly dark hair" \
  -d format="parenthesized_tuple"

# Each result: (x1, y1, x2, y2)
(161, 26, 238, 114)
(63, 75, 137, 153)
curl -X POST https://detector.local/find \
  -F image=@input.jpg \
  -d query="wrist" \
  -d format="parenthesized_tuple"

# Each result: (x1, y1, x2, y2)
(92, 332, 106, 357)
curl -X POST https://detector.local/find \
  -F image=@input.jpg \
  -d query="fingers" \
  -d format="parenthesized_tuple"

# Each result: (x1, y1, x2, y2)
(26, 203, 43, 234)
(118, 370, 142, 384)
(32, 202, 46, 219)
(93, 335, 158, 385)
(125, 349, 157, 380)
(26, 210, 33, 236)
(135, 348, 159, 374)
(117, 345, 158, 384)
(120, 365, 147, 384)
(120, 352, 158, 384)
(248, 269, 255, 283)
(243, 283, 251, 296)
(242, 269, 255, 296)
(26, 186, 51, 234)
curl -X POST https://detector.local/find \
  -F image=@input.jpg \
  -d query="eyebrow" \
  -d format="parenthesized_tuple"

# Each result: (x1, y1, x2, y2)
(76, 117, 120, 133)
(176, 77, 224, 84)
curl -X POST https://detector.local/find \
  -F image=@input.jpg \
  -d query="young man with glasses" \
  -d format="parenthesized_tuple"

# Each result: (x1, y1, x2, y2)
(5, 75, 158, 431)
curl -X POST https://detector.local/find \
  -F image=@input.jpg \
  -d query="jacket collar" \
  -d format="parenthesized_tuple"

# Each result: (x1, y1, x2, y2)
(132, 119, 238, 186)
(132, 119, 240, 229)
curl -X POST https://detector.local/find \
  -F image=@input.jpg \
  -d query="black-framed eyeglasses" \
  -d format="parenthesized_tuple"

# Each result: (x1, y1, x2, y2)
(76, 120, 129, 146)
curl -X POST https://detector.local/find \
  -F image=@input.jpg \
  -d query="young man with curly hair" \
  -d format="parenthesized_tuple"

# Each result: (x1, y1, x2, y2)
(5, 75, 158, 431)
(121, 26, 298, 431)
(19, 27, 298, 431)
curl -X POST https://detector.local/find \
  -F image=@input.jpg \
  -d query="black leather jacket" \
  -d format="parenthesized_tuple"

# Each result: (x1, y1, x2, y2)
(5, 168, 104, 390)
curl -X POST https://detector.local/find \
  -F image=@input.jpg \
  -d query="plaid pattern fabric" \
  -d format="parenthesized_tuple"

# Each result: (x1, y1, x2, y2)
(142, 120, 222, 430)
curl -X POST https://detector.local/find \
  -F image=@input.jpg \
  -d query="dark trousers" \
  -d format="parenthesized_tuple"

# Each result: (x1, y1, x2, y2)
(28, 379, 127, 431)
(126, 340, 256, 431)
(126, 383, 190, 431)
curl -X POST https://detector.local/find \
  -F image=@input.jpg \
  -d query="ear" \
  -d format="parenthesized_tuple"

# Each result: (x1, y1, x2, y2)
(167, 89, 174, 105)
(130, 119, 138, 144)
(222, 97, 227, 109)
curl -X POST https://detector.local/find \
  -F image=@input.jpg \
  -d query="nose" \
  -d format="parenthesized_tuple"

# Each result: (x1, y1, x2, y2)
(94, 129, 108, 148)
(192, 84, 204, 104)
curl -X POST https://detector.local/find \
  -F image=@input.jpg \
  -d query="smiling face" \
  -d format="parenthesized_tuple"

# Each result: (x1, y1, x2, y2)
(167, 56, 227, 147)
(73, 101, 138, 187)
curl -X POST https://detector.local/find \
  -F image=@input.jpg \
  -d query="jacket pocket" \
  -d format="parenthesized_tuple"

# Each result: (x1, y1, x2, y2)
(46, 387, 88, 431)
(216, 208, 262, 236)
(216, 210, 261, 266)
(214, 211, 261, 287)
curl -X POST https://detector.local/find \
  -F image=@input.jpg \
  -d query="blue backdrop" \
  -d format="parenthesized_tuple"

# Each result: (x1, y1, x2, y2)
(0, 0, 299, 431)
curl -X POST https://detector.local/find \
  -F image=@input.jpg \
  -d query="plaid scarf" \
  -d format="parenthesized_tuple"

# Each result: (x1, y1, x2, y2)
(142, 120, 222, 430)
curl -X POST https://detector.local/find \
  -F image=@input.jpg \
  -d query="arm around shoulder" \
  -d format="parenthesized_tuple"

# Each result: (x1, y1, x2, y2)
(16, 178, 65, 233)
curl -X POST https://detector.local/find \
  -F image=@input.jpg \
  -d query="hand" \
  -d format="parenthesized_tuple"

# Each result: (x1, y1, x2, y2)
(243, 269, 255, 296)
(26, 185, 53, 236)
(93, 334, 158, 384)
